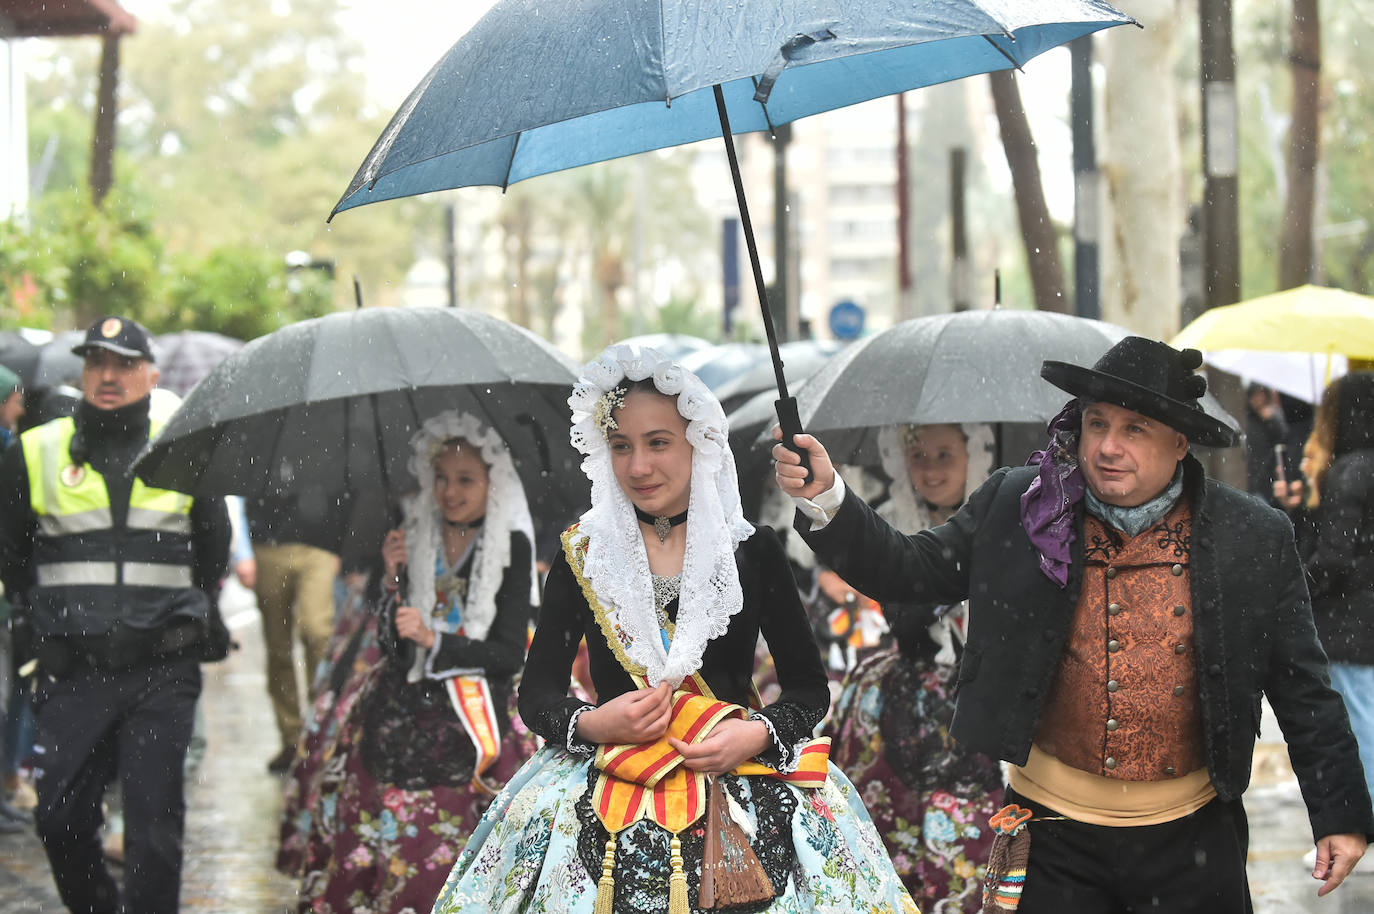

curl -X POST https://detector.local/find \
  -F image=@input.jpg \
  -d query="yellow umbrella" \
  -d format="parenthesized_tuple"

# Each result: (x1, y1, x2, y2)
(1171, 284, 1374, 358)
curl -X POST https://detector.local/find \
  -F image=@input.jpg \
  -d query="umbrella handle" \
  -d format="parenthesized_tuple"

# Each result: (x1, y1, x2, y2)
(774, 396, 812, 483)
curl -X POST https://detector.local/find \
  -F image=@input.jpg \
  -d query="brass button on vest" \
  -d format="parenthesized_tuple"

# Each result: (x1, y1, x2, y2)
(1173, 686, 1186, 697)
(1108, 602, 1122, 616)
(1174, 643, 1187, 655)
(1171, 564, 1184, 576)
(1173, 604, 1187, 616)
(1106, 718, 1120, 731)
(1165, 766, 1177, 776)
(1107, 680, 1120, 692)
(1104, 757, 1118, 770)
(1106, 567, 1118, 580)
(1108, 639, 1121, 652)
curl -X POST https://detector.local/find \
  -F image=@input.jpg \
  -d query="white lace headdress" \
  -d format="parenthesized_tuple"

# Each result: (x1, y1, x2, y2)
(876, 423, 996, 535)
(568, 344, 754, 687)
(401, 410, 537, 645)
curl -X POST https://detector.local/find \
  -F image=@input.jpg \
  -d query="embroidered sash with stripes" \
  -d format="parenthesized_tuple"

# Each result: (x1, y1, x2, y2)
(443, 674, 504, 795)
(561, 526, 831, 836)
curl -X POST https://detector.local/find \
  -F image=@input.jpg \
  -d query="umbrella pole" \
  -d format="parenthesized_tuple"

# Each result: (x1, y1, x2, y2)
(712, 84, 811, 479)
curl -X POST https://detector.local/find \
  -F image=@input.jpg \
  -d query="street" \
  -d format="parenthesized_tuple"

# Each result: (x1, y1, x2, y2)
(2, 582, 1372, 913)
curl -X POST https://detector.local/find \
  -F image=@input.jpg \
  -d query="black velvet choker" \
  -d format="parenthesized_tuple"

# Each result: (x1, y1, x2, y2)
(633, 506, 687, 543)
(444, 515, 485, 533)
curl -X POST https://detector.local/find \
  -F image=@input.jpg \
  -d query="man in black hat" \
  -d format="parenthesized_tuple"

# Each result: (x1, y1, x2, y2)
(0, 315, 230, 913)
(774, 337, 1373, 911)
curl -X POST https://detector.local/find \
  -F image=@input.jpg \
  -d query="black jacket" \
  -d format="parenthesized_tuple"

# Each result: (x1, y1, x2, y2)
(1303, 374, 1374, 666)
(800, 454, 1374, 841)
(519, 525, 829, 765)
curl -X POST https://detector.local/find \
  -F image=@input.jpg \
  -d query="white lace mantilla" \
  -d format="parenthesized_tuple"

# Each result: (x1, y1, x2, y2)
(402, 410, 537, 664)
(876, 422, 994, 661)
(568, 344, 754, 687)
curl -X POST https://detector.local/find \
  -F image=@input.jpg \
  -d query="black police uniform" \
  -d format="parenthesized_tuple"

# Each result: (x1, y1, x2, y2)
(0, 317, 229, 914)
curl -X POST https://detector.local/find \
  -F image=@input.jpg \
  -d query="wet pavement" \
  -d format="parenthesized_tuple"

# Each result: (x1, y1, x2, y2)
(2, 581, 1373, 913)
(0, 581, 298, 914)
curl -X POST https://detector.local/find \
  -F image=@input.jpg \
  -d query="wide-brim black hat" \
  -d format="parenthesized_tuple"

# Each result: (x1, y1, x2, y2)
(1042, 337, 1237, 448)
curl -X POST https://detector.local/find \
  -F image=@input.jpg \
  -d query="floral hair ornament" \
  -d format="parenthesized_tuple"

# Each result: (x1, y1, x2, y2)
(567, 344, 753, 687)
(593, 385, 629, 438)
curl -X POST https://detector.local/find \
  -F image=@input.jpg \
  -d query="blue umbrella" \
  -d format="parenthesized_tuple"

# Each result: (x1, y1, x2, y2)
(332, 0, 1136, 465)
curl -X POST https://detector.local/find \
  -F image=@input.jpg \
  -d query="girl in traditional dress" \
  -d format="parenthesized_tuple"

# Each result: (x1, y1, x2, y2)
(431, 345, 918, 914)
(280, 410, 539, 913)
(825, 423, 1005, 913)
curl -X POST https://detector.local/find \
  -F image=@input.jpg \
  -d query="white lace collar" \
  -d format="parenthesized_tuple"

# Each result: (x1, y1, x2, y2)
(569, 345, 753, 687)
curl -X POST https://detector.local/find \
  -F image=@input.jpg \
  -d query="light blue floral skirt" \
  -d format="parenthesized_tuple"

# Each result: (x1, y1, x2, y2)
(431, 746, 920, 914)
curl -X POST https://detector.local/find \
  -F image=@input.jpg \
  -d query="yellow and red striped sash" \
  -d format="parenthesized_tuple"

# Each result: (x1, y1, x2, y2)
(560, 526, 831, 836)
(591, 670, 830, 834)
(443, 674, 504, 795)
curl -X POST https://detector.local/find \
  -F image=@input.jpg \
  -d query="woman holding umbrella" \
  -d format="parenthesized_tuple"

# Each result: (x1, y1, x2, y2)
(825, 423, 1006, 912)
(430, 345, 916, 914)
(279, 410, 540, 914)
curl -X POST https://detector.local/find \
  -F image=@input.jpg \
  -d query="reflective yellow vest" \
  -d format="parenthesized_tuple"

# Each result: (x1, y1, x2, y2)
(20, 415, 205, 637)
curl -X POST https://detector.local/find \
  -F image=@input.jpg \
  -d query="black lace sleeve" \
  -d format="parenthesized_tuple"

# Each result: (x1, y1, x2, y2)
(750, 528, 830, 769)
(517, 548, 594, 745)
(427, 532, 533, 679)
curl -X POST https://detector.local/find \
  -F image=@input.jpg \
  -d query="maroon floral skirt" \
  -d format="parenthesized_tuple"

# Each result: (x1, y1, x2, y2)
(826, 646, 1005, 914)
(277, 620, 537, 914)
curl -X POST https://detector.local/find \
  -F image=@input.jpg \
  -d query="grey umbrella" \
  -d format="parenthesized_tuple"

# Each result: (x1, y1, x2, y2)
(789, 309, 1240, 465)
(134, 307, 586, 533)
(153, 331, 245, 397)
(713, 339, 846, 414)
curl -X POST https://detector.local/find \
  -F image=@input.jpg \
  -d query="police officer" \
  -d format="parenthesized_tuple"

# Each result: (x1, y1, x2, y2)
(0, 316, 230, 914)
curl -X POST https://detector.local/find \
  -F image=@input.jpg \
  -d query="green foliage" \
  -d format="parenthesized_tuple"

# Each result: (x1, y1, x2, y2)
(0, 190, 162, 327)
(23, 0, 428, 308)
(0, 194, 336, 340)
(157, 246, 334, 341)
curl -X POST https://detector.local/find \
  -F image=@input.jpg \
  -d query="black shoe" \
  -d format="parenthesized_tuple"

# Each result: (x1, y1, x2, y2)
(267, 748, 294, 774)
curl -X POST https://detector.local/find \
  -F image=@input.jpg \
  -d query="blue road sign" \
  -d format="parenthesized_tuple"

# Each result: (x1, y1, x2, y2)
(828, 299, 865, 340)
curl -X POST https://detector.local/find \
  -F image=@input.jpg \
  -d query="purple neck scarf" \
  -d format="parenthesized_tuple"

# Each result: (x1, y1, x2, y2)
(1019, 401, 1086, 588)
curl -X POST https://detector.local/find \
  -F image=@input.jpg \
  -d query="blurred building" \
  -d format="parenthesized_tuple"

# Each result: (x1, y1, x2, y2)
(1, 0, 138, 219)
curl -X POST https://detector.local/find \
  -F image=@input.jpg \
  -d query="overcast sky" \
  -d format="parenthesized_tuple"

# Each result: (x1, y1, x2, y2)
(109, 0, 496, 106)
(336, 0, 496, 104)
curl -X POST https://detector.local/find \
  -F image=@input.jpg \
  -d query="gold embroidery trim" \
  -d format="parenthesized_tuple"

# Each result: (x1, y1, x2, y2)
(560, 525, 714, 699)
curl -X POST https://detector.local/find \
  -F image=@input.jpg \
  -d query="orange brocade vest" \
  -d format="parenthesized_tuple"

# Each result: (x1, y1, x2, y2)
(1034, 500, 1207, 781)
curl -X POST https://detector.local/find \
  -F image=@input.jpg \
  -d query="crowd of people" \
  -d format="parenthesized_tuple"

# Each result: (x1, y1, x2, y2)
(0, 314, 1371, 914)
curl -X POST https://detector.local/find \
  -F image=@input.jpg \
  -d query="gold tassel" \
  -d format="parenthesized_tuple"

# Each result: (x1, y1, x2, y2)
(593, 836, 616, 914)
(668, 834, 689, 914)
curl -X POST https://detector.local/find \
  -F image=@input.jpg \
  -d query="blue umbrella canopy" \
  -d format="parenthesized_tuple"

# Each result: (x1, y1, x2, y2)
(333, 0, 1135, 472)
(332, 0, 1135, 215)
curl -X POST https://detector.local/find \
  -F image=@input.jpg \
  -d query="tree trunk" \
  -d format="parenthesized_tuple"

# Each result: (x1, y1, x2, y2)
(1279, 0, 1321, 289)
(988, 69, 1068, 313)
(89, 33, 120, 207)
(503, 198, 533, 328)
(1100, 7, 1185, 341)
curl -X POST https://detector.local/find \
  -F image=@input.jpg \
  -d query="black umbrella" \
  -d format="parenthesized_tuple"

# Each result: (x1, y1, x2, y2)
(791, 309, 1240, 466)
(134, 307, 586, 534)
(0, 329, 85, 390)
